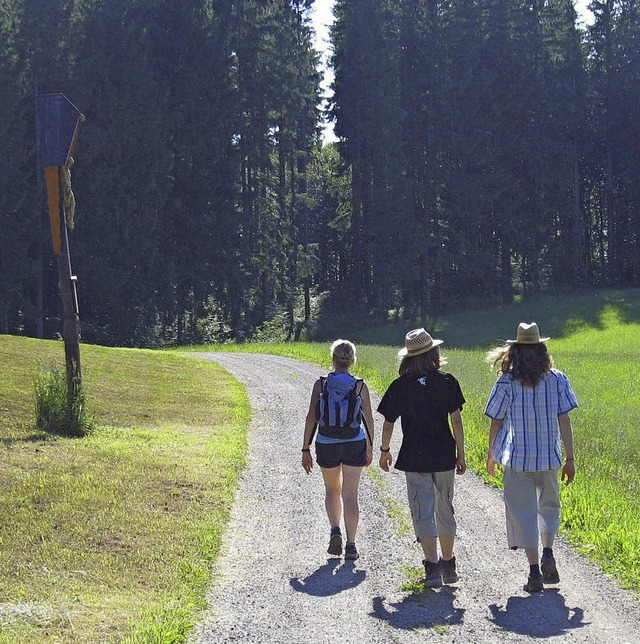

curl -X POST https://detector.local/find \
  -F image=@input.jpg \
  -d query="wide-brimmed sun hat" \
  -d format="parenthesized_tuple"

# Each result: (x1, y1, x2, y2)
(506, 322, 550, 345)
(398, 328, 444, 357)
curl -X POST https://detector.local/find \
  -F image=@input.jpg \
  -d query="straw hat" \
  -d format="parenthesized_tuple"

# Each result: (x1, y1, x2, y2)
(506, 322, 550, 345)
(398, 328, 444, 357)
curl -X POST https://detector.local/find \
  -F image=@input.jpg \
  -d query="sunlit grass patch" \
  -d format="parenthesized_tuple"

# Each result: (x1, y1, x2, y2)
(0, 336, 249, 643)
(400, 565, 428, 594)
(365, 467, 412, 536)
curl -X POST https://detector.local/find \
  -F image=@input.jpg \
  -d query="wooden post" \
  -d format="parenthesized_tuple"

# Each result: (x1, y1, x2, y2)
(57, 174, 82, 394)
(36, 93, 84, 396)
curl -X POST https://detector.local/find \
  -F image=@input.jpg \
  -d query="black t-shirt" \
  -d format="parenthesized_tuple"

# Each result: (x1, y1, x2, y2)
(377, 371, 465, 473)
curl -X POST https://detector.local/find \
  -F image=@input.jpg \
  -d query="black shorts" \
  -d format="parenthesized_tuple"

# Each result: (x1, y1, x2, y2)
(315, 439, 367, 469)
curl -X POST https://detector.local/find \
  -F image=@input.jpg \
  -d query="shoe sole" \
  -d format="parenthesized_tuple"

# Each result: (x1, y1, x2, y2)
(327, 535, 342, 556)
(442, 575, 459, 584)
(541, 561, 560, 584)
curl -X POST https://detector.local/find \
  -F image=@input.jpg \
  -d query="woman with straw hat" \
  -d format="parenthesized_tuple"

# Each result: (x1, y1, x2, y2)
(377, 328, 467, 588)
(485, 322, 578, 593)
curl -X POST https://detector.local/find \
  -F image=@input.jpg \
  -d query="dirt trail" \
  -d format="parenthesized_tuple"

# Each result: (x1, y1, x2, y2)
(192, 352, 640, 643)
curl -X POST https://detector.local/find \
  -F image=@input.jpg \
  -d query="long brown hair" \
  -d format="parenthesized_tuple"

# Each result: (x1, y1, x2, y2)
(399, 347, 446, 375)
(487, 343, 553, 387)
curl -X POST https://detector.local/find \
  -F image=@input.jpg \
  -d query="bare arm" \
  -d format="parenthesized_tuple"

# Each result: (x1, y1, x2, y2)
(450, 409, 466, 474)
(360, 383, 375, 466)
(379, 419, 395, 472)
(559, 413, 575, 484)
(301, 379, 321, 474)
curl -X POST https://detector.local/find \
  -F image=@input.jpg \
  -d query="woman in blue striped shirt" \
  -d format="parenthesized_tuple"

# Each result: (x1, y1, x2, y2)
(485, 322, 577, 593)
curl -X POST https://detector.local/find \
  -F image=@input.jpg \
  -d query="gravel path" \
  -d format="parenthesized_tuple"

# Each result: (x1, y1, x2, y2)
(192, 352, 640, 644)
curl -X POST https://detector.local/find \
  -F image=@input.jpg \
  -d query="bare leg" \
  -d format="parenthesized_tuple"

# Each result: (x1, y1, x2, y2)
(419, 537, 438, 562)
(541, 533, 555, 548)
(439, 534, 455, 560)
(341, 465, 363, 542)
(525, 548, 539, 565)
(320, 466, 342, 529)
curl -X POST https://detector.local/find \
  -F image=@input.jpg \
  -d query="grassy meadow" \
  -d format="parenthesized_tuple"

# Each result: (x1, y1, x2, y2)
(1, 288, 639, 642)
(0, 337, 249, 643)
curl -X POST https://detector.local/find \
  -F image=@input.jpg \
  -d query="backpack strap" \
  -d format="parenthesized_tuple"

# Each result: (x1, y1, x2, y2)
(319, 376, 330, 427)
(310, 376, 327, 444)
(344, 377, 361, 429)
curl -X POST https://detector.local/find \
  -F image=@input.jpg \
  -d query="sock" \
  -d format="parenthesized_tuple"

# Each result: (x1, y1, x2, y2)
(542, 547, 553, 558)
(530, 564, 541, 576)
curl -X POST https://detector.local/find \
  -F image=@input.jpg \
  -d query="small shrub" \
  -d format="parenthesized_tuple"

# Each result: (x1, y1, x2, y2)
(252, 315, 291, 342)
(34, 364, 94, 437)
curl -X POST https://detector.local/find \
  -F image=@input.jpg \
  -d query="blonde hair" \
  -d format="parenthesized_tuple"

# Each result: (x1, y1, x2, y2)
(330, 339, 356, 369)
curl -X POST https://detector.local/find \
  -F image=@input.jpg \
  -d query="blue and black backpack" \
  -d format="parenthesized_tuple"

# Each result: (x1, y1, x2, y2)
(315, 372, 365, 439)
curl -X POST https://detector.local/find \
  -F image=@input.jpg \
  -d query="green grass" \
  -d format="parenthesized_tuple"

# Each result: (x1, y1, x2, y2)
(0, 336, 249, 643)
(2, 286, 639, 643)
(195, 288, 640, 594)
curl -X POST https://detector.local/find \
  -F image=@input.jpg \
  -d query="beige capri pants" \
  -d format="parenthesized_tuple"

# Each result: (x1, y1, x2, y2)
(503, 467, 561, 550)
(405, 470, 456, 540)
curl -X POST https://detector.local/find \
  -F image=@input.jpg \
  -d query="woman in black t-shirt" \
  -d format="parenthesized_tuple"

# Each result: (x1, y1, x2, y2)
(378, 328, 466, 588)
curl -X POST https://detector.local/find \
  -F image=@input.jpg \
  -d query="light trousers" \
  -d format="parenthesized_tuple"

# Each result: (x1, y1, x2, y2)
(503, 466, 560, 550)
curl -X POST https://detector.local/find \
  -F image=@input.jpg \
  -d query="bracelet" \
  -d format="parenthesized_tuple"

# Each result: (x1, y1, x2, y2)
(380, 447, 390, 453)
(301, 448, 310, 453)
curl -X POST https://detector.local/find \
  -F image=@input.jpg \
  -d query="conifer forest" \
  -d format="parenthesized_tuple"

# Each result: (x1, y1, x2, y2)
(1, 1, 639, 346)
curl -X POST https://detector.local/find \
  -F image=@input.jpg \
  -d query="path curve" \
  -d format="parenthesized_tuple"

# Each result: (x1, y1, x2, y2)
(192, 352, 639, 644)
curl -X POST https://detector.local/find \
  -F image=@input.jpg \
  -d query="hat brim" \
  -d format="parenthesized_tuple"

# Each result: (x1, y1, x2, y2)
(398, 338, 444, 357)
(506, 337, 550, 345)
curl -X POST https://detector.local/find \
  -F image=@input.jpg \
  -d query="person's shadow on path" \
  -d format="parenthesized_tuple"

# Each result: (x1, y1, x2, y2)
(290, 560, 366, 596)
(489, 589, 587, 637)
(371, 585, 465, 633)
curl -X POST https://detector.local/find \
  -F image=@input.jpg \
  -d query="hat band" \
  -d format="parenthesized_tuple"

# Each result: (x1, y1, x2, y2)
(406, 341, 433, 354)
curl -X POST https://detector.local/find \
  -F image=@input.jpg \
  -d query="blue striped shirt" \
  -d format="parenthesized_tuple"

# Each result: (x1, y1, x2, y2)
(484, 369, 578, 472)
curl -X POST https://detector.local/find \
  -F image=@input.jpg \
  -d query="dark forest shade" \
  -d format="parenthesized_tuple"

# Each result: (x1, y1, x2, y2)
(1, 0, 639, 347)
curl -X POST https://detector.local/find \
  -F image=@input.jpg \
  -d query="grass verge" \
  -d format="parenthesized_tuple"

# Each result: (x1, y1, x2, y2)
(0, 336, 249, 643)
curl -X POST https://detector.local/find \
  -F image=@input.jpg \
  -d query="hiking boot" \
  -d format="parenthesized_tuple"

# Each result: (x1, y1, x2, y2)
(440, 556, 459, 584)
(344, 542, 359, 561)
(541, 553, 560, 584)
(423, 560, 443, 588)
(327, 527, 342, 556)
(523, 571, 544, 593)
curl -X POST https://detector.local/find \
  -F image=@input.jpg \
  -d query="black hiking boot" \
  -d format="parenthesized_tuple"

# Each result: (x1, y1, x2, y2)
(523, 571, 544, 593)
(327, 527, 342, 556)
(440, 556, 459, 584)
(344, 542, 359, 561)
(541, 553, 560, 584)
(423, 559, 443, 588)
